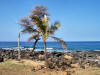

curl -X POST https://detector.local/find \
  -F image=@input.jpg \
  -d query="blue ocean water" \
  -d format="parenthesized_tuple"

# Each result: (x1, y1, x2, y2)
(0, 41, 100, 52)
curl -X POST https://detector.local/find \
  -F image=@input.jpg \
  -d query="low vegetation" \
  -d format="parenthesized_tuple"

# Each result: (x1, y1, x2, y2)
(0, 60, 100, 75)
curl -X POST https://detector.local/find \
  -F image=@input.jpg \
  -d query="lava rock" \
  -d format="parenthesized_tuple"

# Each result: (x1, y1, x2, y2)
(0, 57, 4, 62)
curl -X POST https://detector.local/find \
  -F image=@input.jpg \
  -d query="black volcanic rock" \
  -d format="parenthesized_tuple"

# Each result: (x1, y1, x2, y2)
(0, 49, 100, 70)
(0, 57, 4, 62)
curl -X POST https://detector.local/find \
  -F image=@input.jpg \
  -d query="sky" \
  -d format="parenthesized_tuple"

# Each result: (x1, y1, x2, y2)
(0, 0, 100, 41)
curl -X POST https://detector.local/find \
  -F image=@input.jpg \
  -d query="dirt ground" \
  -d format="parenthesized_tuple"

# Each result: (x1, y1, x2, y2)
(0, 60, 100, 75)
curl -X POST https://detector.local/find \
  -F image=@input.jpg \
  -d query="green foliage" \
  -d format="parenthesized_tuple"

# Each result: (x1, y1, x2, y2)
(49, 21, 61, 34)
(27, 34, 39, 42)
(20, 5, 67, 50)
(20, 18, 37, 34)
(51, 36, 67, 49)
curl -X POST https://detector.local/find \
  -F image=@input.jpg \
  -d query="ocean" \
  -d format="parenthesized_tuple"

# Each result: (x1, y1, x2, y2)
(0, 41, 100, 52)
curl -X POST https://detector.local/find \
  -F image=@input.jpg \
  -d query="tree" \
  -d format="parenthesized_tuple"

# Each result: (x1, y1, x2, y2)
(29, 6, 67, 67)
(20, 5, 67, 67)
(20, 18, 40, 52)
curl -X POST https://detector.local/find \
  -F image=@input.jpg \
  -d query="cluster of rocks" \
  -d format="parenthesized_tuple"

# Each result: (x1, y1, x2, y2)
(68, 51, 100, 68)
(0, 49, 100, 70)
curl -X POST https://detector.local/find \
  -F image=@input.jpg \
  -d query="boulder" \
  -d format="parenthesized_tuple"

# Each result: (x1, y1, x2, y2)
(97, 64, 100, 68)
(64, 55, 72, 60)
(35, 65, 45, 70)
(0, 57, 4, 62)
(39, 55, 45, 60)
(65, 69, 72, 75)
(71, 64, 80, 68)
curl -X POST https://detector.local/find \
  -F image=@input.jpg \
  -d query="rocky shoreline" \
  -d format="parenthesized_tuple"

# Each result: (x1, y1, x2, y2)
(0, 49, 100, 71)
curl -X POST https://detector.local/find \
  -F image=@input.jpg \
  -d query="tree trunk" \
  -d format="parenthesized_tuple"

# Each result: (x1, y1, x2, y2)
(32, 39, 38, 52)
(18, 32, 21, 61)
(44, 40, 48, 67)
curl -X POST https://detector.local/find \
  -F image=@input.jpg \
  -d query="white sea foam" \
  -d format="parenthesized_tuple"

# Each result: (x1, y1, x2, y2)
(94, 50, 100, 51)
(1, 47, 65, 52)
(46, 48, 53, 50)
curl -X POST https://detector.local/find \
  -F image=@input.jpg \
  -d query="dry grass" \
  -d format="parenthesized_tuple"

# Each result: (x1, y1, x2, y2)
(8, 59, 45, 67)
(0, 60, 100, 75)
(0, 59, 45, 75)
(71, 67, 100, 75)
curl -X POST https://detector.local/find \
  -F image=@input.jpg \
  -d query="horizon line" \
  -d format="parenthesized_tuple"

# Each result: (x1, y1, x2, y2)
(0, 41, 100, 42)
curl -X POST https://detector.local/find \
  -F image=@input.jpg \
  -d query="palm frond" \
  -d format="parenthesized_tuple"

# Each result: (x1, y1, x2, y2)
(27, 34, 39, 42)
(20, 18, 31, 26)
(51, 36, 67, 50)
(30, 15, 46, 33)
(20, 17, 38, 33)
(54, 21, 60, 29)
(32, 6, 49, 19)
(49, 21, 60, 34)
(21, 26, 37, 33)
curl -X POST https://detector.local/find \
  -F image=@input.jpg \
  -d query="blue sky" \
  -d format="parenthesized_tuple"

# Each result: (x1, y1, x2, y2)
(0, 0, 100, 41)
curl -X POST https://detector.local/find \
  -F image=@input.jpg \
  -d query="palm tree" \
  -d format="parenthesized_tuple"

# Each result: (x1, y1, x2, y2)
(20, 5, 67, 67)
(29, 6, 67, 67)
